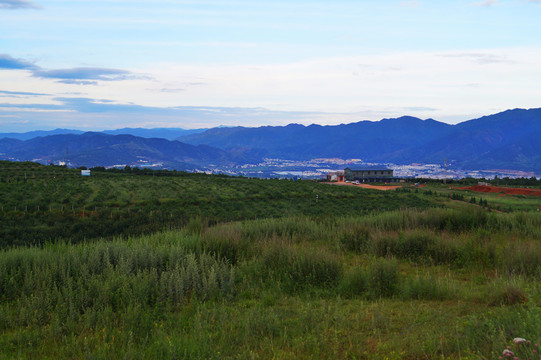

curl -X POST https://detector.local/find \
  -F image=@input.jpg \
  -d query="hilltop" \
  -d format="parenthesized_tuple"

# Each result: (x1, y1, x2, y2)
(1, 108, 540, 172)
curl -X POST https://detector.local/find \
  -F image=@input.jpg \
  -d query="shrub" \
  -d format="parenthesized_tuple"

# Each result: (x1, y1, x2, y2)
(261, 243, 342, 291)
(395, 231, 436, 261)
(400, 275, 452, 301)
(339, 224, 370, 253)
(462, 305, 541, 358)
(489, 285, 528, 306)
(499, 242, 541, 277)
(371, 231, 438, 264)
(371, 234, 397, 258)
(339, 266, 368, 298)
(366, 259, 399, 298)
(0, 237, 237, 331)
(201, 224, 250, 265)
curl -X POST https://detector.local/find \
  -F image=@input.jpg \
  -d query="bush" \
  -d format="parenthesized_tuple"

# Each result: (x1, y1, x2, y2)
(489, 285, 528, 306)
(462, 304, 541, 358)
(400, 275, 452, 301)
(339, 266, 368, 298)
(261, 243, 342, 292)
(366, 259, 399, 298)
(201, 224, 250, 265)
(371, 231, 438, 264)
(499, 242, 541, 277)
(395, 231, 436, 261)
(0, 237, 237, 331)
(339, 224, 370, 253)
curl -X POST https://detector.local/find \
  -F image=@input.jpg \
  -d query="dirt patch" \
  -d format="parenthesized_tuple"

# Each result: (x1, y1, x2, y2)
(325, 182, 402, 191)
(458, 185, 541, 197)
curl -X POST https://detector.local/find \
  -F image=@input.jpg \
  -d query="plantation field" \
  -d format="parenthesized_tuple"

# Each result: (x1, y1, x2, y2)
(1, 161, 541, 359)
(415, 182, 541, 213)
(0, 161, 434, 246)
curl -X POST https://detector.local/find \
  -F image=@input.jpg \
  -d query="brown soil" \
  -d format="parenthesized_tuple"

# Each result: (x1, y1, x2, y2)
(325, 182, 402, 191)
(458, 185, 541, 197)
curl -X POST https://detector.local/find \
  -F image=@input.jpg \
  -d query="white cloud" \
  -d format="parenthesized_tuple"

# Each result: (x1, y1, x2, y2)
(471, 0, 498, 6)
(400, 0, 421, 8)
(1, 46, 541, 129)
(0, 0, 40, 9)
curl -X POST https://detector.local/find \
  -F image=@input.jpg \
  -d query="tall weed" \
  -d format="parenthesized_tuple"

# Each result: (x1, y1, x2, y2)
(260, 242, 342, 292)
(366, 259, 399, 298)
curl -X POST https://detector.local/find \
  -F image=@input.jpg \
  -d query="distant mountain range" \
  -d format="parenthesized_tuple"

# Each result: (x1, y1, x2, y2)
(0, 127, 207, 141)
(1, 108, 540, 172)
(176, 108, 541, 173)
(0, 132, 255, 169)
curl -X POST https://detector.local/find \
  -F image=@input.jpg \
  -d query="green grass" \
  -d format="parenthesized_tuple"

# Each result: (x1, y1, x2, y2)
(1, 161, 541, 359)
(0, 161, 435, 247)
(2, 208, 541, 358)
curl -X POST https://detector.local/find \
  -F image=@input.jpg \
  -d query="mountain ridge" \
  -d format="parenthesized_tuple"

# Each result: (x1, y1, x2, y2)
(0, 127, 207, 141)
(0, 132, 255, 169)
(175, 108, 540, 172)
(1, 108, 539, 172)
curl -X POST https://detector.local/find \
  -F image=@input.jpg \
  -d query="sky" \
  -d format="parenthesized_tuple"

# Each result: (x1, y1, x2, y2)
(1, 0, 541, 132)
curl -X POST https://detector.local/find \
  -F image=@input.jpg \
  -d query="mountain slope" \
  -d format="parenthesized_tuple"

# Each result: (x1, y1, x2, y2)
(380, 108, 541, 171)
(0, 127, 207, 141)
(177, 108, 541, 172)
(0, 132, 252, 169)
(178, 116, 454, 160)
(101, 127, 207, 140)
(2, 108, 540, 172)
(0, 129, 84, 141)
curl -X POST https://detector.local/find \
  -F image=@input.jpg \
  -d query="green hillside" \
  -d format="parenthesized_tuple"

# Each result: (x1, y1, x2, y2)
(0, 161, 433, 246)
(1, 161, 541, 359)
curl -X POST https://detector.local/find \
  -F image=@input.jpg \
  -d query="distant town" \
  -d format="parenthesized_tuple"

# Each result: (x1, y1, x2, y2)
(22, 155, 540, 180)
(188, 158, 539, 180)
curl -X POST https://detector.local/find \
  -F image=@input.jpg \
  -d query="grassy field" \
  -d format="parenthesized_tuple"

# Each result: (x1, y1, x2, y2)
(1, 161, 541, 359)
(0, 161, 434, 246)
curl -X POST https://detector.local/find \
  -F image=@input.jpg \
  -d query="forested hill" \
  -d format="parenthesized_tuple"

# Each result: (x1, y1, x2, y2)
(1, 108, 540, 171)
(0, 132, 255, 169)
(177, 116, 454, 159)
(177, 108, 541, 172)
(0, 127, 207, 141)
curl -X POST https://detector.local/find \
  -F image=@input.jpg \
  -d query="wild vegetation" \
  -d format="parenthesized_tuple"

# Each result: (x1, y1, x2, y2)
(1, 161, 540, 359)
(0, 161, 433, 246)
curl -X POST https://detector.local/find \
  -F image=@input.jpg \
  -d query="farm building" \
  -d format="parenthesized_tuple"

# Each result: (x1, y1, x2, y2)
(344, 167, 396, 183)
(326, 170, 346, 182)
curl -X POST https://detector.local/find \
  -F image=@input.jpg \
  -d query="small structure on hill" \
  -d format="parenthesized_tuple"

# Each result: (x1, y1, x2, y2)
(326, 170, 345, 182)
(344, 167, 396, 183)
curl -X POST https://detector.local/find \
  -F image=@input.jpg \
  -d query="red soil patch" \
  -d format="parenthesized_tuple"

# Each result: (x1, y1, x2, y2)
(325, 182, 402, 191)
(458, 185, 541, 197)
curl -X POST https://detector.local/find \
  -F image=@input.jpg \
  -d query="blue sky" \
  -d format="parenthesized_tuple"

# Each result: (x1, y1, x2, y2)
(1, 0, 541, 131)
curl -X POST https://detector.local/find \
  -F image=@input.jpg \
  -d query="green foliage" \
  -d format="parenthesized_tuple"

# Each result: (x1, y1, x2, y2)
(366, 259, 399, 298)
(338, 266, 368, 298)
(499, 241, 541, 277)
(200, 224, 251, 265)
(337, 257, 401, 299)
(2, 160, 541, 359)
(0, 235, 236, 335)
(260, 243, 343, 292)
(463, 305, 541, 358)
(339, 224, 370, 253)
(488, 285, 528, 306)
(400, 274, 452, 301)
(0, 160, 435, 247)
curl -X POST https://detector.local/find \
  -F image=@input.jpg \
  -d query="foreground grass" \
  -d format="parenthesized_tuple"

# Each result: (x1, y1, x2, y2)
(2, 208, 541, 359)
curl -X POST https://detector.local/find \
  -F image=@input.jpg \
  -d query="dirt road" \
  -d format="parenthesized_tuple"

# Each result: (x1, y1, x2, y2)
(325, 182, 402, 191)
